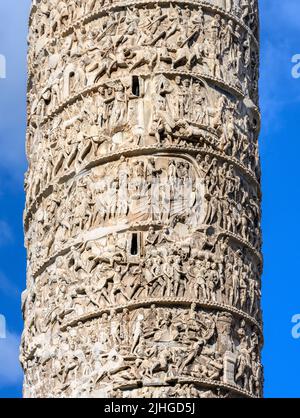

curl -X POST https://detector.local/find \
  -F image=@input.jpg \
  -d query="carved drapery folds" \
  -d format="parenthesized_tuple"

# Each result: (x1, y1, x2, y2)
(22, 0, 262, 398)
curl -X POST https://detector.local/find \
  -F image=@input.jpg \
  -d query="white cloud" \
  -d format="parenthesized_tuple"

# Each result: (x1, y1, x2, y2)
(0, 272, 19, 299)
(0, 220, 13, 246)
(0, 0, 30, 180)
(259, 1, 300, 135)
(0, 331, 23, 389)
(273, 1, 300, 30)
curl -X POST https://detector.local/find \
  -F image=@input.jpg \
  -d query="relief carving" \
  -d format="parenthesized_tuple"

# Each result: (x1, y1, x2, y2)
(23, 0, 262, 398)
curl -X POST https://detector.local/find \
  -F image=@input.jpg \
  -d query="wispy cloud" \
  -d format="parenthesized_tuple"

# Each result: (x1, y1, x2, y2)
(262, 0, 300, 30)
(0, 272, 20, 299)
(0, 331, 23, 389)
(0, 1, 30, 182)
(260, 0, 300, 135)
(260, 40, 292, 131)
(0, 220, 13, 246)
(266, 0, 300, 31)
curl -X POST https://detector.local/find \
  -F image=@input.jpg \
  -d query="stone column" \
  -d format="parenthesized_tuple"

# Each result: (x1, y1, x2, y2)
(22, 0, 263, 398)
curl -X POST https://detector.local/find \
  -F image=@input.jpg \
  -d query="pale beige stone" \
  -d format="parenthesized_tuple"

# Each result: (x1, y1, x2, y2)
(22, 0, 262, 398)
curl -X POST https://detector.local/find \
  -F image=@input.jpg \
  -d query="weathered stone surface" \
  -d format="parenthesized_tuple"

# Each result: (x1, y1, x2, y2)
(22, 0, 262, 398)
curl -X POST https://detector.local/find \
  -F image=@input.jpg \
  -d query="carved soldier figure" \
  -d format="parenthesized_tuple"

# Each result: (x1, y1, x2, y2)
(110, 264, 130, 305)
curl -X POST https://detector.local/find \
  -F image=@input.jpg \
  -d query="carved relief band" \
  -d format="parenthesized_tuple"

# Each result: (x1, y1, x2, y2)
(22, 0, 263, 398)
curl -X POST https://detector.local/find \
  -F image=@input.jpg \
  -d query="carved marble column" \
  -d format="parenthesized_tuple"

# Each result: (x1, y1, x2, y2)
(22, 0, 263, 398)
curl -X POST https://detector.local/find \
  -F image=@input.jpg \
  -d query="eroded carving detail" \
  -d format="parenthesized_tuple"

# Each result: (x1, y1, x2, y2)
(22, 0, 262, 398)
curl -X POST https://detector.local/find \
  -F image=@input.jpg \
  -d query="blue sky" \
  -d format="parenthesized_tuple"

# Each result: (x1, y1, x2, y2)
(0, 0, 300, 398)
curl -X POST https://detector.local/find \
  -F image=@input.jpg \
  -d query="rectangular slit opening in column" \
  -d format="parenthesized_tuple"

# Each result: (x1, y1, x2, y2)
(132, 76, 140, 97)
(130, 233, 138, 255)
